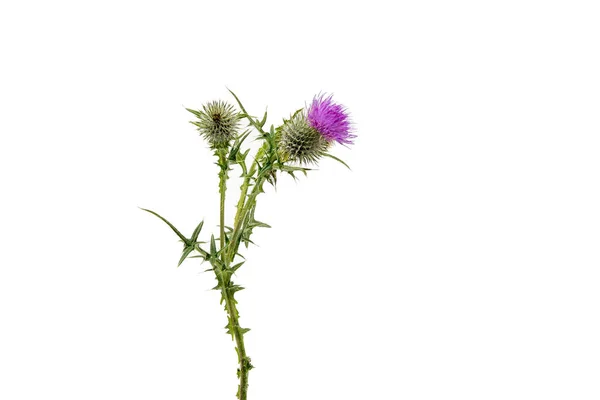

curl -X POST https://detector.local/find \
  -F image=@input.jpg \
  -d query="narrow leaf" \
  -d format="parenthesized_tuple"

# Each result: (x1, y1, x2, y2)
(249, 220, 271, 229)
(321, 153, 351, 170)
(178, 246, 195, 267)
(140, 208, 188, 244)
(231, 262, 245, 272)
(210, 234, 217, 256)
(259, 109, 268, 128)
(227, 89, 248, 114)
(190, 220, 204, 242)
(229, 284, 245, 293)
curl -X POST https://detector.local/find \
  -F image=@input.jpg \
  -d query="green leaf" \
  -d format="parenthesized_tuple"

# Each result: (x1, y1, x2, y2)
(321, 152, 351, 170)
(259, 109, 268, 128)
(210, 234, 217, 256)
(229, 284, 245, 293)
(193, 245, 209, 260)
(227, 89, 248, 114)
(140, 208, 188, 244)
(278, 164, 311, 176)
(231, 262, 244, 272)
(178, 246, 195, 267)
(190, 219, 204, 243)
(229, 130, 251, 162)
(228, 88, 267, 134)
(240, 148, 251, 160)
(248, 220, 271, 229)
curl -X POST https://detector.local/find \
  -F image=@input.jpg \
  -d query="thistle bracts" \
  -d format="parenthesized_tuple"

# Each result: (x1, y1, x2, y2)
(277, 110, 330, 164)
(278, 93, 354, 164)
(187, 100, 241, 149)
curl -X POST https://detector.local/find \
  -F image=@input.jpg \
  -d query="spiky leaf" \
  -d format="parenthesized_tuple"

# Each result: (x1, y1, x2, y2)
(320, 152, 351, 170)
(190, 220, 205, 243)
(178, 246, 195, 267)
(140, 208, 188, 244)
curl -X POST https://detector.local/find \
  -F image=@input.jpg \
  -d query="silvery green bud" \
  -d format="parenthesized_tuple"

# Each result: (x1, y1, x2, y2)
(187, 101, 241, 149)
(277, 111, 330, 164)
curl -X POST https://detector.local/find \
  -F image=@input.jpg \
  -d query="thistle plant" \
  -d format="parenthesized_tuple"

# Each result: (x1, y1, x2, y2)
(141, 90, 355, 399)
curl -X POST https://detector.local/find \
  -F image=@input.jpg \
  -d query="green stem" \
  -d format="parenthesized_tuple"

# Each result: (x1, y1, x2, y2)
(233, 169, 253, 228)
(216, 147, 253, 399)
(218, 150, 228, 261)
(217, 170, 268, 400)
(233, 146, 262, 229)
(220, 281, 252, 400)
(227, 173, 268, 262)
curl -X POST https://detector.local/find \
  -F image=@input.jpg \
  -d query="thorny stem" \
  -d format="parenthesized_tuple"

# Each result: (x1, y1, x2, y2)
(220, 279, 252, 400)
(217, 149, 265, 399)
(220, 164, 270, 400)
(233, 144, 264, 230)
(218, 150, 228, 261)
(216, 148, 251, 398)
(233, 162, 255, 229)
(227, 173, 268, 263)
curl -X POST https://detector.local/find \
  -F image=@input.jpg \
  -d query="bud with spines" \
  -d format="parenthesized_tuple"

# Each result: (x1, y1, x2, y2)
(276, 110, 330, 165)
(187, 100, 241, 149)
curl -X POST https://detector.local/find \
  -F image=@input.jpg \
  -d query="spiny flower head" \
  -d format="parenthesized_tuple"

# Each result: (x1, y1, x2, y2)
(277, 93, 354, 164)
(277, 110, 330, 165)
(187, 100, 241, 149)
(307, 94, 355, 145)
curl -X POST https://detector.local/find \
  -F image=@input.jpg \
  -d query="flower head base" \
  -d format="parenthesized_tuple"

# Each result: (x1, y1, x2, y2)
(277, 110, 330, 164)
(307, 94, 354, 145)
(188, 101, 241, 149)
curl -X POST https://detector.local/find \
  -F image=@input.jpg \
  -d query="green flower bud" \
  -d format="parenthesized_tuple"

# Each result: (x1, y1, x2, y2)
(188, 100, 241, 149)
(277, 111, 330, 164)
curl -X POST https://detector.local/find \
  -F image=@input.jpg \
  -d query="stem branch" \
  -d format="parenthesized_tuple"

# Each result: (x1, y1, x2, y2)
(227, 173, 267, 262)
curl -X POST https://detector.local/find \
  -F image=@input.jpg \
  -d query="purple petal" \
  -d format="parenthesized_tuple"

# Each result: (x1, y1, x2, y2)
(307, 94, 355, 145)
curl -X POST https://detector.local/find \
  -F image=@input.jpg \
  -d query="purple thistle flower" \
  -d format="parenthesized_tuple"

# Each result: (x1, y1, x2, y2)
(307, 94, 355, 145)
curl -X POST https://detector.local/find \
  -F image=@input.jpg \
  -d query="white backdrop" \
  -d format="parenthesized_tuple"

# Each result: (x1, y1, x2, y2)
(1, 1, 599, 399)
